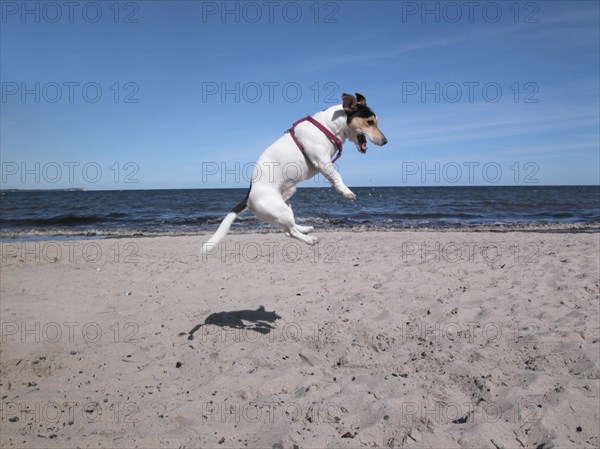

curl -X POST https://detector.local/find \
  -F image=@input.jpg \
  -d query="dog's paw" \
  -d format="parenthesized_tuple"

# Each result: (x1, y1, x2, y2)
(296, 225, 314, 234)
(342, 190, 356, 201)
(305, 235, 319, 246)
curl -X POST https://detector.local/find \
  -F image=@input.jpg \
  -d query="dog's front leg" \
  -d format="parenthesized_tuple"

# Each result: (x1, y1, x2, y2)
(313, 160, 356, 201)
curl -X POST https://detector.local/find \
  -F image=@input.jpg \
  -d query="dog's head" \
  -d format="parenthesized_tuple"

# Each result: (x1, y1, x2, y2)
(342, 92, 388, 153)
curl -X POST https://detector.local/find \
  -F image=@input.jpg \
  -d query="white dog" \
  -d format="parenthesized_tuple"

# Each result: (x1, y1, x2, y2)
(201, 92, 387, 253)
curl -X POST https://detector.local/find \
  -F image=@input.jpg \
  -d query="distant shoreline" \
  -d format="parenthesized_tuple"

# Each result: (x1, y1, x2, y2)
(2, 184, 599, 193)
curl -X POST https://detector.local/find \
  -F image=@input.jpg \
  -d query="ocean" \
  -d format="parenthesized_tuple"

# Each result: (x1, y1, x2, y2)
(1, 186, 599, 241)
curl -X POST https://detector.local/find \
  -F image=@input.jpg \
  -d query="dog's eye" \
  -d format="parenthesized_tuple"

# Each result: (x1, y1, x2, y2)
(367, 120, 375, 126)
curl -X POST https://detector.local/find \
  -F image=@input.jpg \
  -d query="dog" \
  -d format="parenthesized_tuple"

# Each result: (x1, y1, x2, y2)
(201, 92, 387, 253)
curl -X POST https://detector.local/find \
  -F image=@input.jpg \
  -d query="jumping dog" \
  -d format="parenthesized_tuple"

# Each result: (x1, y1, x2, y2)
(201, 92, 387, 253)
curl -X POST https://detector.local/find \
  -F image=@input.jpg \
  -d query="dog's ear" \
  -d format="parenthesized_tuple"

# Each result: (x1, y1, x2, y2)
(355, 93, 367, 106)
(342, 93, 358, 114)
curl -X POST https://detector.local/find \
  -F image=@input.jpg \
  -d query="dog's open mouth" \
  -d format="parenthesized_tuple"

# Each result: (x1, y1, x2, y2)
(356, 134, 367, 153)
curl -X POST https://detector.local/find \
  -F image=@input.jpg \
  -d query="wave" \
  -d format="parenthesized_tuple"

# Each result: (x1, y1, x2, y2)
(1, 212, 130, 226)
(1, 221, 598, 241)
(1, 213, 273, 229)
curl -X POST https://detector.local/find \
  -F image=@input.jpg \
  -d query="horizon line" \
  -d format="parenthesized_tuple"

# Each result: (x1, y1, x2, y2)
(2, 184, 599, 192)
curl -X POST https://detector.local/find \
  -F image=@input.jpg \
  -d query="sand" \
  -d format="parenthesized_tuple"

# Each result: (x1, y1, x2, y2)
(1, 231, 599, 448)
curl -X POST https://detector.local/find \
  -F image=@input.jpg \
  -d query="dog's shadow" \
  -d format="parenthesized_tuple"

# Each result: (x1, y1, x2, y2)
(181, 306, 281, 340)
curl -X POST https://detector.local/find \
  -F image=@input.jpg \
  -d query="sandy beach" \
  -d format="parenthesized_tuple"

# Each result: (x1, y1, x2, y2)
(1, 230, 598, 448)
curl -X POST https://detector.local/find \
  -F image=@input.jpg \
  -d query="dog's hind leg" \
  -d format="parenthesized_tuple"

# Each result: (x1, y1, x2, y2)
(282, 186, 297, 203)
(287, 226, 317, 244)
(281, 186, 314, 235)
(295, 224, 314, 234)
(251, 190, 318, 245)
(287, 198, 314, 234)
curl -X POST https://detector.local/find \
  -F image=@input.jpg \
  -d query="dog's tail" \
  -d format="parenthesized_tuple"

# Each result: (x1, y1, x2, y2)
(201, 188, 250, 255)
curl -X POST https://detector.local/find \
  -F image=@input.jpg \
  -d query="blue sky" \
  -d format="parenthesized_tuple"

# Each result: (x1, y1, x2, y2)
(1, 0, 599, 189)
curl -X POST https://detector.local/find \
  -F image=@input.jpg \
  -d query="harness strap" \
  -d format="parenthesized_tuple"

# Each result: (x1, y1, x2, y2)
(286, 116, 343, 163)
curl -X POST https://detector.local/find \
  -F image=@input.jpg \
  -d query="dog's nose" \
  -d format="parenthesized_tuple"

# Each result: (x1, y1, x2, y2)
(380, 137, 388, 146)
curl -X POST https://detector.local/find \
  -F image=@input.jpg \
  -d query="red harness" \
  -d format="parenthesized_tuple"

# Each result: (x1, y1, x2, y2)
(286, 116, 343, 163)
